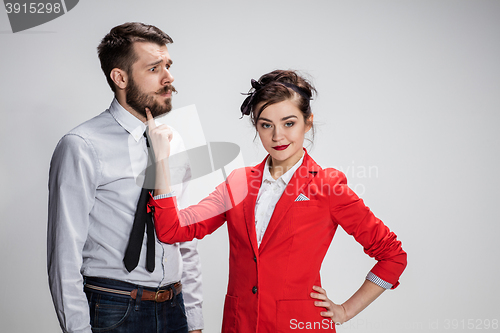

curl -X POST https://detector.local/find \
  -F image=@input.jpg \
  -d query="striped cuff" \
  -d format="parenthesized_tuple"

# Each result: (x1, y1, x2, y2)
(153, 191, 175, 200)
(366, 271, 393, 289)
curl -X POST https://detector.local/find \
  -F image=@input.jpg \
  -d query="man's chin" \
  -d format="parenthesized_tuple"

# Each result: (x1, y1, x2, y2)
(129, 99, 172, 119)
(147, 105, 172, 118)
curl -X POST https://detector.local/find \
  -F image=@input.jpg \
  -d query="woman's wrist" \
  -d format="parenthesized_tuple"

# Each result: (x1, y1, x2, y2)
(154, 159, 172, 195)
(339, 303, 349, 324)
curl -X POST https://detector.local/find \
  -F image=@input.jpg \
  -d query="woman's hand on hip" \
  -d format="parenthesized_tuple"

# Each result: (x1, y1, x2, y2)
(310, 285, 347, 325)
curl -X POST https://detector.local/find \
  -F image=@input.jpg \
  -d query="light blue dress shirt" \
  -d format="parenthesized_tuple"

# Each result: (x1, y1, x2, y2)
(48, 98, 203, 333)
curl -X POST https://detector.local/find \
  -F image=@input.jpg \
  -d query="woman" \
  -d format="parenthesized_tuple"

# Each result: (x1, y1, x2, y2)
(146, 70, 407, 332)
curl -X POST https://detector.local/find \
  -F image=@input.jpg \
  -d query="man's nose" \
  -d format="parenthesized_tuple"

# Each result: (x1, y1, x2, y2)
(161, 68, 174, 85)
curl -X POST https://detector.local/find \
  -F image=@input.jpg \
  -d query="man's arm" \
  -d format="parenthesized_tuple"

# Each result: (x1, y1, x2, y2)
(179, 240, 204, 332)
(47, 134, 98, 333)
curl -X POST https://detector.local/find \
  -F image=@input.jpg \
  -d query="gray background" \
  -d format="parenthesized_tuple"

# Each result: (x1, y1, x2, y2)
(1, 0, 499, 332)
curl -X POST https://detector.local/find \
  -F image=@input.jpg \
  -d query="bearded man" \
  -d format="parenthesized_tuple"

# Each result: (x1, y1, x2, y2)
(47, 22, 203, 333)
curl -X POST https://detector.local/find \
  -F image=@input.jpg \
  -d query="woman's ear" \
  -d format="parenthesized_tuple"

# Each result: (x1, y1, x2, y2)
(305, 113, 314, 133)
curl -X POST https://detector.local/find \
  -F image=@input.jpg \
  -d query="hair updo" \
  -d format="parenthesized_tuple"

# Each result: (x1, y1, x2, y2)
(243, 70, 317, 133)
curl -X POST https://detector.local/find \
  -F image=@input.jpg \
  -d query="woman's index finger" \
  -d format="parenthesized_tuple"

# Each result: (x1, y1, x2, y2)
(145, 108, 156, 129)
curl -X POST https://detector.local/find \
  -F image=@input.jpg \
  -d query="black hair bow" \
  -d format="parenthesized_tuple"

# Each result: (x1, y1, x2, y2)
(240, 79, 263, 116)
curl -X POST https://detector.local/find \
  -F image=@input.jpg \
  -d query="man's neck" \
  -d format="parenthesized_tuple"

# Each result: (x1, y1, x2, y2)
(115, 93, 146, 123)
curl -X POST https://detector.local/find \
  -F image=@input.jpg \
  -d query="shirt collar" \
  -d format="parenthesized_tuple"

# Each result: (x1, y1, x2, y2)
(262, 152, 305, 186)
(109, 98, 146, 142)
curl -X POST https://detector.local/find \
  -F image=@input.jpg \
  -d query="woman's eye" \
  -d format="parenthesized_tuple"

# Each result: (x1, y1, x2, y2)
(285, 122, 294, 127)
(261, 123, 272, 129)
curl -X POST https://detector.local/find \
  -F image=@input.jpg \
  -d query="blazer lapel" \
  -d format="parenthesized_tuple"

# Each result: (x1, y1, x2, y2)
(242, 160, 266, 258)
(258, 152, 321, 251)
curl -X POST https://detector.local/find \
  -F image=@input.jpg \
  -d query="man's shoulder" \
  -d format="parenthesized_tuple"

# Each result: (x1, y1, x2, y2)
(66, 110, 113, 140)
(53, 110, 117, 160)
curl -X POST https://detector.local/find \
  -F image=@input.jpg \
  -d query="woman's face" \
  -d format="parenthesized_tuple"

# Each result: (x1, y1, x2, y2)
(256, 99, 312, 168)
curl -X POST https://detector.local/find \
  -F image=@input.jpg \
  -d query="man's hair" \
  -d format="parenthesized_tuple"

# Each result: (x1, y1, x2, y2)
(97, 22, 173, 93)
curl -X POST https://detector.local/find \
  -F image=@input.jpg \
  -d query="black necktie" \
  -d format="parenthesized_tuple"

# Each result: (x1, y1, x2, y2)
(124, 131, 156, 273)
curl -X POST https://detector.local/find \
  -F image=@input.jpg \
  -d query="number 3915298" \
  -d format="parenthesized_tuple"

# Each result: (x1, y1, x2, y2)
(5, 2, 62, 14)
(443, 319, 498, 330)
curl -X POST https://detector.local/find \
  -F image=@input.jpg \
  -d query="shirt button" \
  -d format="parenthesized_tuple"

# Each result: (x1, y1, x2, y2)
(252, 286, 258, 294)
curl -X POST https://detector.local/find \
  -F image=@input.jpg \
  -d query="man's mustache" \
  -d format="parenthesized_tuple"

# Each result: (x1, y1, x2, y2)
(156, 85, 177, 95)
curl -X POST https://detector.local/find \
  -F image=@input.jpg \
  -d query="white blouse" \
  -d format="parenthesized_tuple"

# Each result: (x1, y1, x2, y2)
(254, 154, 304, 246)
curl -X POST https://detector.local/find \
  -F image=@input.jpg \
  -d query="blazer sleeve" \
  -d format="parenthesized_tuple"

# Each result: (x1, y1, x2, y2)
(149, 175, 233, 244)
(326, 169, 407, 289)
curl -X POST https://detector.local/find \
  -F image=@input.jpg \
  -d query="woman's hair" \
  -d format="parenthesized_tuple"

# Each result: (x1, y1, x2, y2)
(97, 22, 173, 93)
(241, 70, 317, 138)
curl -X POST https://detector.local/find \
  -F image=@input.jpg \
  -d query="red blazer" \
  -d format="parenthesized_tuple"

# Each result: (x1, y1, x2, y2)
(149, 151, 407, 333)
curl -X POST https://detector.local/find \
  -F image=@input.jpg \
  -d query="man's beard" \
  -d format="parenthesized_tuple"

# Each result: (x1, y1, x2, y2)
(126, 76, 177, 119)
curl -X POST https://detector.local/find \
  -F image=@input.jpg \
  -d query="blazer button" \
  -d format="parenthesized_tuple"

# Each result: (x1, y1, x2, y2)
(252, 286, 257, 294)
(253, 256, 257, 263)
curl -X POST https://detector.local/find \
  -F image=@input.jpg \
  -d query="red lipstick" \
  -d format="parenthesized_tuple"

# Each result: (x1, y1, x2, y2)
(272, 144, 290, 151)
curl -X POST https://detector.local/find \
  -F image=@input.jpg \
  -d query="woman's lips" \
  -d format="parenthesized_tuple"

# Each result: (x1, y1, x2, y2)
(272, 144, 290, 151)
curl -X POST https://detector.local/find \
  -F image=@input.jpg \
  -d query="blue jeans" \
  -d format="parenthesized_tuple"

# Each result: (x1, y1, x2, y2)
(84, 277, 188, 333)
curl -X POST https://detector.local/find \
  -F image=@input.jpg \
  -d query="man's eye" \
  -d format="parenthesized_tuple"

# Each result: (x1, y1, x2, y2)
(149, 67, 156, 72)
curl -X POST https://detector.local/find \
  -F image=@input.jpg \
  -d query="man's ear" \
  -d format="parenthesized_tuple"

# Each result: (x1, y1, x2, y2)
(110, 68, 128, 91)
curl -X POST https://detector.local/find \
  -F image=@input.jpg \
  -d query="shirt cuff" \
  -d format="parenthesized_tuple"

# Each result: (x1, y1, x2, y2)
(186, 306, 204, 331)
(153, 191, 175, 200)
(366, 271, 393, 289)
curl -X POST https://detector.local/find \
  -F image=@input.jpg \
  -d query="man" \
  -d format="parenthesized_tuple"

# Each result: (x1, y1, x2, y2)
(47, 22, 203, 333)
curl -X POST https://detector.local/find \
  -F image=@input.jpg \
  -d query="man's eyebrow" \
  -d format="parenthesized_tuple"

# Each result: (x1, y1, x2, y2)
(145, 58, 173, 68)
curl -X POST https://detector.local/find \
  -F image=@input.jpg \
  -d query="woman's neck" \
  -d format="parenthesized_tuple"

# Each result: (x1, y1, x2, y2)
(268, 151, 304, 180)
